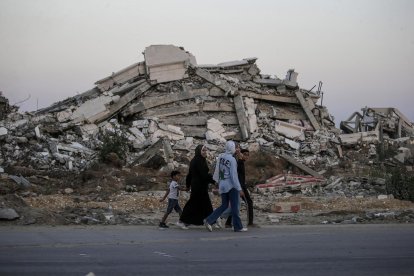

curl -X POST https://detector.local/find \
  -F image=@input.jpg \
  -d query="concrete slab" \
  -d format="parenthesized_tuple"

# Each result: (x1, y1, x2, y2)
(144, 45, 196, 83)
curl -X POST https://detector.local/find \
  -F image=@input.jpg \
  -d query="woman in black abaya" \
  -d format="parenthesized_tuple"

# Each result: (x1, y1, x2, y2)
(180, 144, 215, 226)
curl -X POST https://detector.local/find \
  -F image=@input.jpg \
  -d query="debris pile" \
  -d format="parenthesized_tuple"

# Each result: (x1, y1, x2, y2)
(1, 44, 414, 226)
(1, 44, 342, 176)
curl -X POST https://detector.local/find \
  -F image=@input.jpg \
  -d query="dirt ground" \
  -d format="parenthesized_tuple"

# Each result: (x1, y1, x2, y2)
(1, 151, 414, 226)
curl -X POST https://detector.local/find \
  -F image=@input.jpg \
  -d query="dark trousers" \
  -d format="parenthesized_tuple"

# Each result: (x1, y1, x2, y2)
(225, 187, 254, 226)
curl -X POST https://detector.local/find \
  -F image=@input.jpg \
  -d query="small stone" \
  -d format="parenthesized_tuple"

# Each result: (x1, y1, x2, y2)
(0, 208, 19, 220)
(64, 188, 74, 194)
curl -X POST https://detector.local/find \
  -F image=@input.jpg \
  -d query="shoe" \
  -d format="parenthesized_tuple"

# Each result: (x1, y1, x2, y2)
(215, 218, 223, 228)
(159, 222, 169, 229)
(214, 224, 221, 229)
(204, 219, 213, 232)
(234, 227, 248, 232)
(176, 221, 189, 230)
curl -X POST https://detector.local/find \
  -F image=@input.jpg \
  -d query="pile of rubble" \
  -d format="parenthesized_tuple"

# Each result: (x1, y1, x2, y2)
(0, 44, 343, 175)
(1, 44, 414, 226)
(2, 44, 412, 176)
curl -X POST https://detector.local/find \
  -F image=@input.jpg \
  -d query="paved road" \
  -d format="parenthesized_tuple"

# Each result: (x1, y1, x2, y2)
(0, 224, 413, 275)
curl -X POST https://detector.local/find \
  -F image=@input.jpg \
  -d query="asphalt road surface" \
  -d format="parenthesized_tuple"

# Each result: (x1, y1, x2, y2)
(0, 224, 413, 275)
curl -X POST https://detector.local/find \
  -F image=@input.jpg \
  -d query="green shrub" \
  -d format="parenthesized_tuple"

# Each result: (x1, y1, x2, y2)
(98, 130, 129, 164)
(385, 167, 414, 202)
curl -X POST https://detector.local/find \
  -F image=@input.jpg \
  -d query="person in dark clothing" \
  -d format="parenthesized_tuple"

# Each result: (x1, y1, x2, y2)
(224, 148, 256, 227)
(180, 145, 215, 226)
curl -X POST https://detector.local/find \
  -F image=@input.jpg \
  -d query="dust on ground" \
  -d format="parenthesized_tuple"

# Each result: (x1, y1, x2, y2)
(1, 151, 414, 226)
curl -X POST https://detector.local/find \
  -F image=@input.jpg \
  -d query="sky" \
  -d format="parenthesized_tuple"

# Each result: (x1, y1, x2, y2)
(0, 0, 413, 125)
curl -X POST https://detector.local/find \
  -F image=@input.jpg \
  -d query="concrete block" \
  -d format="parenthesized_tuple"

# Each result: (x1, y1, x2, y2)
(152, 129, 184, 141)
(132, 120, 149, 128)
(148, 121, 158, 134)
(144, 45, 196, 83)
(248, 63, 260, 75)
(173, 138, 193, 151)
(95, 62, 145, 91)
(207, 118, 225, 134)
(223, 131, 237, 138)
(274, 120, 305, 141)
(0, 127, 7, 136)
(394, 147, 411, 163)
(15, 137, 28, 144)
(78, 124, 99, 137)
(129, 127, 146, 142)
(244, 97, 256, 115)
(339, 131, 379, 145)
(244, 97, 258, 134)
(57, 142, 94, 156)
(284, 69, 298, 88)
(11, 119, 28, 129)
(234, 95, 250, 140)
(285, 138, 300, 150)
(217, 60, 249, 67)
(0, 208, 19, 220)
(56, 110, 73, 122)
(35, 126, 41, 138)
(205, 130, 226, 143)
(248, 142, 260, 152)
(158, 124, 185, 136)
(70, 95, 112, 123)
(378, 194, 394, 200)
(271, 202, 301, 213)
(253, 77, 282, 86)
(132, 139, 151, 149)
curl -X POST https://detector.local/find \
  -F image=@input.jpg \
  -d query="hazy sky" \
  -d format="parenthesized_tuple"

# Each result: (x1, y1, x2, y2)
(1, 0, 413, 124)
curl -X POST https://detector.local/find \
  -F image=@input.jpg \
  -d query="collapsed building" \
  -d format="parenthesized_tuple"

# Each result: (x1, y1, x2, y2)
(0, 45, 413, 180)
(340, 107, 414, 144)
(2, 45, 414, 225)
